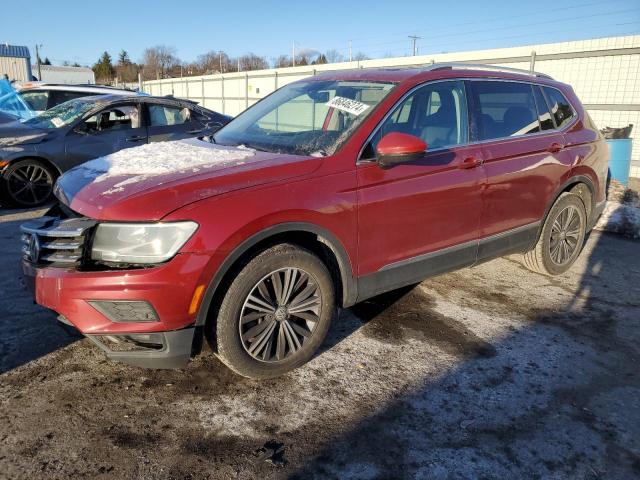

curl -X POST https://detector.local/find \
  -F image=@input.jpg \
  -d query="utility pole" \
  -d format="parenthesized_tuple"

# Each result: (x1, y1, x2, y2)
(237, 57, 240, 72)
(349, 40, 352, 62)
(35, 44, 42, 80)
(292, 41, 296, 67)
(408, 35, 421, 56)
(219, 51, 223, 73)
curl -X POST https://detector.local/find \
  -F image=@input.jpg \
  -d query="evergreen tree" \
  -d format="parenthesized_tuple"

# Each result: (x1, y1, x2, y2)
(92, 51, 115, 82)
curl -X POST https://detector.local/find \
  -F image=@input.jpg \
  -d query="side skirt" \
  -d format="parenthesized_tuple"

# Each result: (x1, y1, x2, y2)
(356, 222, 540, 303)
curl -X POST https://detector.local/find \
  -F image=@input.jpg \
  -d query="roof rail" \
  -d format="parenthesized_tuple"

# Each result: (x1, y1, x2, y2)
(427, 62, 553, 79)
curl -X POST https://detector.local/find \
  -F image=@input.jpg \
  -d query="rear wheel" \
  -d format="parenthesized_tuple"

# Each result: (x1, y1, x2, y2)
(1, 159, 55, 208)
(523, 192, 587, 275)
(212, 243, 335, 379)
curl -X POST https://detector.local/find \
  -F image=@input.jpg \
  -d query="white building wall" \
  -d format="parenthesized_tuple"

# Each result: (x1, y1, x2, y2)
(35, 65, 95, 84)
(143, 35, 640, 177)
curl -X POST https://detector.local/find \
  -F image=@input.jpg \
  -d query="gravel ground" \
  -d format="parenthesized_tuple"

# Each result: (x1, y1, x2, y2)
(0, 207, 639, 480)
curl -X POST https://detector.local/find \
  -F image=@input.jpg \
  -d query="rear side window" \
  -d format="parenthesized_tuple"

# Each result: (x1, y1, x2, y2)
(542, 87, 575, 128)
(533, 86, 555, 131)
(471, 81, 539, 140)
(148, 105, 191, 126)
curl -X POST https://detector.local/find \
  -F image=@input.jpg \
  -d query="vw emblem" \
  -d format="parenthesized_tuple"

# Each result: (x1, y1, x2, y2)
(28, 234, 41, 263)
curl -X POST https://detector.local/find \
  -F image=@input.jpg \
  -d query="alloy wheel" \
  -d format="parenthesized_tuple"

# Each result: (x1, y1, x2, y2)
(7, 164, 54, 206)
(239, 267, 321, 362)
(549, 205, 583, 266)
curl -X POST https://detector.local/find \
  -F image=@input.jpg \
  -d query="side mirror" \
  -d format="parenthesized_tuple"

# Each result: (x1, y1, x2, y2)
(375, 132, 427, 169)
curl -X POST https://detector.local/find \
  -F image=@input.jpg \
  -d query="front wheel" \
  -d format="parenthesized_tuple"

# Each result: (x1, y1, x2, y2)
(523, 192, 587, 275)
(1, 159, 55, 208)
(212, 243, 336, 379)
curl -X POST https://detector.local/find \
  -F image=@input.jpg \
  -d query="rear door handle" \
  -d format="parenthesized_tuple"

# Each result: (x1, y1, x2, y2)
(126, 135, 146, 142)
(460, 156, 480, 169)
(187, 129, 203, 134)
(547, 142, 564, 153)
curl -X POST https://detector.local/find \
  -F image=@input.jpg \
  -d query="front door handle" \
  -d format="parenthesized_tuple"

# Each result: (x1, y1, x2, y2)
(460, 156, 480, 169)
(547, 142, 564, 153)
(126, 135, 146, 142)
(187, 129, 203, 134)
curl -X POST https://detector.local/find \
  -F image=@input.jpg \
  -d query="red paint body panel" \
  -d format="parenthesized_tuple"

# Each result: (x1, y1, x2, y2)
(24, 68, 609, 339)
(23, 253, 209, 333)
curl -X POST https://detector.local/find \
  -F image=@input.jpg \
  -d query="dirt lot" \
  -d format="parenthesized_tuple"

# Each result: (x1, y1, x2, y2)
(1, 206, 639, 480)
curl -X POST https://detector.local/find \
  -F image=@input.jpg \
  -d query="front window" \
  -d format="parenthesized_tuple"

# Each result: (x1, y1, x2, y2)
(22, 99, 98, 129)
(214, 80, 395, 156)
(362, 80, 468, 158)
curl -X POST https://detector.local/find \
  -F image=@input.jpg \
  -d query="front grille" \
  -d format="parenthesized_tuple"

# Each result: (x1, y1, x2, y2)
(21, 214, 96, 268)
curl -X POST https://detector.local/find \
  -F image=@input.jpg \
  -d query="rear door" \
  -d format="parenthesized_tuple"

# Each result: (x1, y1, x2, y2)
(146, 103, 206, 142)
(64, 102, 147, 165)
(467, 80, 572, 246)
(356, 80, 485, 294)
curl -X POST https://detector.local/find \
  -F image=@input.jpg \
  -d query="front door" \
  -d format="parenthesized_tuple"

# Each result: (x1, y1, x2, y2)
(65, 103, 147, 166)
(356, 80, 485, 298)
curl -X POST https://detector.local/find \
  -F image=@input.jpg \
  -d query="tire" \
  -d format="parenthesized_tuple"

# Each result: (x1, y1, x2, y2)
(212, 243, 336, 379)
(1, 159, 55, 208)
(523, 192, 587, 276)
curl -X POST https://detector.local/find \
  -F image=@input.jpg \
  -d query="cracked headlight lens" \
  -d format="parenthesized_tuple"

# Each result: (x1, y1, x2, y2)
(91, 222, 198, 264)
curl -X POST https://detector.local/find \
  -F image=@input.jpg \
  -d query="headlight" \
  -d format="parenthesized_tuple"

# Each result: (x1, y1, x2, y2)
(91, 222, 198, 264)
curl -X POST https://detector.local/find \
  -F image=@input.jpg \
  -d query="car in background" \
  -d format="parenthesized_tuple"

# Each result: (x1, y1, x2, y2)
(0, 94, 231, 207)
(16, 82, 146, 114)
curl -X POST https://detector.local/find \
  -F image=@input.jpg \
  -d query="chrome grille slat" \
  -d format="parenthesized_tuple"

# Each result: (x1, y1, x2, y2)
(20, 214, 96, 268)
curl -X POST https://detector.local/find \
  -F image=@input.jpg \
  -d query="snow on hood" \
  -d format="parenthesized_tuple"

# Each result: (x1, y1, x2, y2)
(73, 138, 255, 195)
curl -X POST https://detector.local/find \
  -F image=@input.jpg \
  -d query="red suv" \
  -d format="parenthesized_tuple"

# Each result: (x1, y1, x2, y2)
(21, 64, 608, 378)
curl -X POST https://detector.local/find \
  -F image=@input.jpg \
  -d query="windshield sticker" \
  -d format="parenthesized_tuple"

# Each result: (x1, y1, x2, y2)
(51, 117, 65, 128)
(326, 96, 370, 116)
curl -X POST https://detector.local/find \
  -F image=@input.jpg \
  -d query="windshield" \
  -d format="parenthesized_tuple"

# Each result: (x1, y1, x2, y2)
(22, 98, 97, 129)
(214, 80, 395, 156)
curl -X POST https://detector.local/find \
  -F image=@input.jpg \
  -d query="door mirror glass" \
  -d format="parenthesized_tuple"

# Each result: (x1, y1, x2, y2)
(376, 132, 427, 169)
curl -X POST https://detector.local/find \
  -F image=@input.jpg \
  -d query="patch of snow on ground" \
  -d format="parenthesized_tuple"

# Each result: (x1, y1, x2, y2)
(594, 201, 640, 239)
(75, 138, 254, 195)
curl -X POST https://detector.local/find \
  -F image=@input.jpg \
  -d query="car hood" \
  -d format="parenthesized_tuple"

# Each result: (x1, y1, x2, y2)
(0, 121, 51, 147)
(55, 138, 322, 221)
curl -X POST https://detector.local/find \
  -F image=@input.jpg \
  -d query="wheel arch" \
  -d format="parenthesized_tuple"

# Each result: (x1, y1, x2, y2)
(1, 155, 63, 178)
(194, 222, 357, 331)
(534, 174, 596, 244)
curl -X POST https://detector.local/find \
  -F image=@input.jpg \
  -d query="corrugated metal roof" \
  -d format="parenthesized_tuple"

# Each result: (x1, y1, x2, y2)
(0, 44, 31, 59)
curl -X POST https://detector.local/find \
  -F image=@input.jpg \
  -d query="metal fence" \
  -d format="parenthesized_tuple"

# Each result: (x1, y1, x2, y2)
(143, 35, 640, 177)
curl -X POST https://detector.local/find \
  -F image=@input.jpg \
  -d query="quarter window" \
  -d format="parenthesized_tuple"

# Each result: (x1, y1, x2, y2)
(533, 85, 555, 131)
(471, 81, 540, 140)
(362, 80, 468, 158)
(542, 87, 575, 128)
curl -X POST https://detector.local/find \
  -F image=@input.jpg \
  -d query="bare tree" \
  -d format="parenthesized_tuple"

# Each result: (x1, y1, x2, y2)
(197, 50, 232, 74)
(273, 55, 291, 68)
(141, 45, 179, 80)
(237, 53, 268, 71)
(325, 49, 344, 63)
(353, 51, 369, 61)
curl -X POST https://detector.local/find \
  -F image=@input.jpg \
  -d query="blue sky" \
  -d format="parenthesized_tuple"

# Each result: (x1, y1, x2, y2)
(4, 0, 640, 66)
